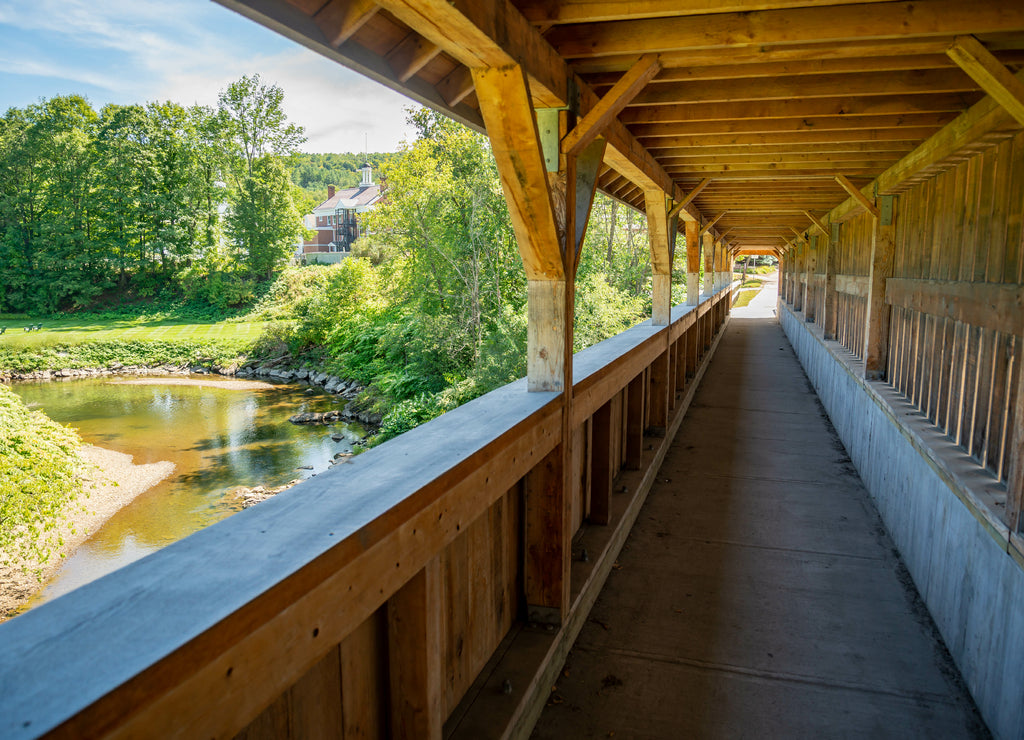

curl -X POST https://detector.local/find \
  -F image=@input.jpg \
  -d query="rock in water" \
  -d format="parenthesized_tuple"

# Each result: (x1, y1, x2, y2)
(289, 411, 325, 424)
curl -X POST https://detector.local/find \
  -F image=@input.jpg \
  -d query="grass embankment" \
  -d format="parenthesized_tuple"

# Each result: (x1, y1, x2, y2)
(732, 277, 767, 309)
(0, 314, 274, 373)
(0, 384, 82, 577)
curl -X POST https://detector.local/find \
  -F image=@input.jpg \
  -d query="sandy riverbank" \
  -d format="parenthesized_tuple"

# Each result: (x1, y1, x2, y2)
(0, 445, 174, 621)
(111, 377, 276, 390)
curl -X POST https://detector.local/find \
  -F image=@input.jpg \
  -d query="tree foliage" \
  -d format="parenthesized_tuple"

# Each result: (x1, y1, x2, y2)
(0, 384, 82, 574)
(0, 80, 308, 314)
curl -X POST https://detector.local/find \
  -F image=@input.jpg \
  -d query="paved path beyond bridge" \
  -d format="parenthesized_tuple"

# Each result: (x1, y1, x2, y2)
(531, 279, 988, 739)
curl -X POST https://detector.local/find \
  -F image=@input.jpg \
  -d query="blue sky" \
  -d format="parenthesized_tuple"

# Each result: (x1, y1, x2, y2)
(0, 0, 417, 152)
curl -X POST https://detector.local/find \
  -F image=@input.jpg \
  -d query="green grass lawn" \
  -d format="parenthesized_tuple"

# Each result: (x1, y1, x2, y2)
(0, 316, 276, 348)
(733, 288, 761, 308)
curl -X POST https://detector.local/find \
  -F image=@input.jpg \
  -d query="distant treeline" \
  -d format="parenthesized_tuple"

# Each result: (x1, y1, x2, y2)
(291, 152, 402, 195)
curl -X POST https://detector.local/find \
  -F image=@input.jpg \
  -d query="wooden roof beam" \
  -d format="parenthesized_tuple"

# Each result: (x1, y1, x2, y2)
(313, 0, 379, 47)
(835, 174, 879, 218)
(546, 1, 1024, 58)
(947, 35, 1024, 127)
(517, 0, 898, 25)
(617, 94, 979, 125)
(563, 53, 661, 156)
(628, 70, 980, 107)
(631, 113, 956, 139)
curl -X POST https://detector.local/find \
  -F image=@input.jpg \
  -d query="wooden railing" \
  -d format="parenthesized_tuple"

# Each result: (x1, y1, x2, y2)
(0, 286, 736, 740)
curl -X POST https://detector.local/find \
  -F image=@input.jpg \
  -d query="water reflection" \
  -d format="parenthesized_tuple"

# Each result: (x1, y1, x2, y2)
(12, 376, 364, 602)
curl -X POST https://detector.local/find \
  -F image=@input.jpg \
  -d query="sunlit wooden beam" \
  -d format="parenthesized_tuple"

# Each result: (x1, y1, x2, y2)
(669, 178, 711, 219)
(803, 211, 829, 235)
(835, 174, 879, 218)
(947, 35, 1024, 127)
(700, 211, 726, 235)
(563, 54, 661, 156)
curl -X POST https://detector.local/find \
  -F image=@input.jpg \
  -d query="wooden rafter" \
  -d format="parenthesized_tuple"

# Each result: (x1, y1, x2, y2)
(628, 70, 979, 107)
(947, 35, 1024, 127)
(563, 54, 661, 156)
(545, 1, 1024, 58)
(618, 94, 978, 125)
(314, 0, 379, 47)
(803, 211, 829, 235)
(700, 211, 726, 235)
(386, 33, 442, 83)
(835, 173, 879, 217)
(669, 178, 711, 218)
(517, 0, 900, 25)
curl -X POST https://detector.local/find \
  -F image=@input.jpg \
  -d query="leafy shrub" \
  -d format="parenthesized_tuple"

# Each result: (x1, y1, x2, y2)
(0, 385, 82, 574)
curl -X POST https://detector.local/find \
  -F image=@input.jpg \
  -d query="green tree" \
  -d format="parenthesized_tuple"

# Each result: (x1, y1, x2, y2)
(226, 155, 302, 278)
(218, 74, 305, 177)
(365, 108, 522, 369)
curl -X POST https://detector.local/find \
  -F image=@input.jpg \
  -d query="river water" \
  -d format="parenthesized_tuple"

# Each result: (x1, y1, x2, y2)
(12, 376, 364, 604)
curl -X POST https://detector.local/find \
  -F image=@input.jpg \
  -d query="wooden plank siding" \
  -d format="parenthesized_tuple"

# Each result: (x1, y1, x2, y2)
(782, 128, 1024, 487)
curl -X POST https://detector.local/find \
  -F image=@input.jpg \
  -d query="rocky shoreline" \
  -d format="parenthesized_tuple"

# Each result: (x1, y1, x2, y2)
(2, 358, 384, 428)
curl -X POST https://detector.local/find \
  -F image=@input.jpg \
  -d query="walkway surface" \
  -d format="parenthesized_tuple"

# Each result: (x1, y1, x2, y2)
(532, 276, 988, 739)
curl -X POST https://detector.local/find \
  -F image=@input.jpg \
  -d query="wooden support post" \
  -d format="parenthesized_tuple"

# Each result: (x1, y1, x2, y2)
(625, 373, 645, 470)
(525, 444, 570, 624)
(475, 64, 584, 627)
(702, 230, 714, 296)
(823, 223, 840, 339)
(864, 196, 896, 380)
(526, 281, 567, 392)
(589, 401, 613, 526)
(649, 350, 670, 436)
(473, 65, 568, 394)
(645, 190, 672, 326)
(685, 220, 700, 306)
(804, 234, 818, 323)
(388, 557, 444, 740)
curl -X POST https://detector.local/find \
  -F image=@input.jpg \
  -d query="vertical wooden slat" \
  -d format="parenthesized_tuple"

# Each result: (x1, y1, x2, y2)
(589, 401, 613, 525)
(388, 558, 444, 740)
(524, 444, 570, 624)
(340, 611, 387, 740)
(649, 349, 670, 436)
(290, 646, 344, 740)
(625, 373, 645, 470)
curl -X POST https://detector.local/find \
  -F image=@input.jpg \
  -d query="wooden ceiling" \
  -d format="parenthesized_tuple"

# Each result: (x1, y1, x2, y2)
(215, 0, 1024, 254)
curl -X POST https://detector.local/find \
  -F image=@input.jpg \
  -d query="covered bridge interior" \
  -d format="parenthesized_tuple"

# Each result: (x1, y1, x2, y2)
(2, 1, 1024, 738)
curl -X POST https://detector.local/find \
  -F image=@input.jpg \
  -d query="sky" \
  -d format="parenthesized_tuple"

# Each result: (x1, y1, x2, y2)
(0, 0, 418, 153)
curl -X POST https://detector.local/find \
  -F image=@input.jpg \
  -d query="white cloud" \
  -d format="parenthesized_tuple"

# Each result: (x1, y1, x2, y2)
(0, 0, 418, 151)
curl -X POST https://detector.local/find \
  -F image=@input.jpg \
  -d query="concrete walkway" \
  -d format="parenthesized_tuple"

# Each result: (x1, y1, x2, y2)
(531, 278, 988, 738)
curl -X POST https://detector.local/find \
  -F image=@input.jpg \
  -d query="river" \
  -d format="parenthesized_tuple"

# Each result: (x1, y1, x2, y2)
(12, 375, 365, 604)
